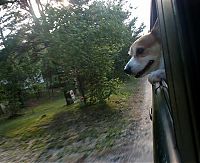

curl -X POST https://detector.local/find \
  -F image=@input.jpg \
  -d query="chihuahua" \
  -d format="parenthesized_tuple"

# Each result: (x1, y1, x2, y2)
(124, 19, 166, 84)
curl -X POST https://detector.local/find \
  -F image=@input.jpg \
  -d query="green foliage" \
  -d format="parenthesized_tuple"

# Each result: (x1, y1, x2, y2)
(0, 24, 44, 115)
(86, 78, 121, 104)
(38, 1, 144, 104)
(0, 0, 145, 111)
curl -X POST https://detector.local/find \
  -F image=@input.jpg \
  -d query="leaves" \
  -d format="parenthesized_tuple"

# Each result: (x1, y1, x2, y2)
(0, 0, 145, 111)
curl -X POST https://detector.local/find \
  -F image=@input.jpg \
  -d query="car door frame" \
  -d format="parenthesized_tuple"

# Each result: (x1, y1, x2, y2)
(151, 0, 200, 162)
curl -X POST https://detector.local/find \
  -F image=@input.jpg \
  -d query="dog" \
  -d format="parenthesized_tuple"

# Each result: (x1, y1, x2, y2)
(124, 19, 166, 84)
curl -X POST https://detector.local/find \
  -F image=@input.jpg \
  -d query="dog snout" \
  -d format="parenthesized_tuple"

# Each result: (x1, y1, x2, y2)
(124, 65, 132, 75)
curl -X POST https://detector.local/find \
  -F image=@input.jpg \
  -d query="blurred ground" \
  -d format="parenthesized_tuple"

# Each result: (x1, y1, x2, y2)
(0, 78, 153, 163)
(86, 78, 153, 162)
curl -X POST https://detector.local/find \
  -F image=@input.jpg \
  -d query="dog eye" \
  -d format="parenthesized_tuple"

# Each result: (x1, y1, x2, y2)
(136, 48, 145, 55)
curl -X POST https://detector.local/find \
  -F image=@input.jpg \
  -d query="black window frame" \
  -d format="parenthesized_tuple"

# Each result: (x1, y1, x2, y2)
(151, 0, 200, 162)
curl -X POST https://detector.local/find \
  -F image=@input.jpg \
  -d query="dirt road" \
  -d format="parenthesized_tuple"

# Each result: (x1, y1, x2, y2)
(128, 78, 153, 162)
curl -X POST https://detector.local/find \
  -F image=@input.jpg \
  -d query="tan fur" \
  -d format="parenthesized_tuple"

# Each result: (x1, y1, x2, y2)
(129, 33, 160, 57)
(124, 19, 166, 83)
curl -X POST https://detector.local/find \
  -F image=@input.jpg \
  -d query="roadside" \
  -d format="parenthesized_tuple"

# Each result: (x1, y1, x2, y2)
(0, 78, 153, 163)
(86, 77, 153, 162)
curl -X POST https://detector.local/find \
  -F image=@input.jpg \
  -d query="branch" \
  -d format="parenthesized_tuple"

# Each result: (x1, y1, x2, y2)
(0, 27, 6, 47)
(0, 0, 17, 5)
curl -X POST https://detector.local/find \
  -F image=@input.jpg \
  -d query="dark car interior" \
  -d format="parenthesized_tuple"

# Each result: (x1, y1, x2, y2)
(151, 0, 200, 162)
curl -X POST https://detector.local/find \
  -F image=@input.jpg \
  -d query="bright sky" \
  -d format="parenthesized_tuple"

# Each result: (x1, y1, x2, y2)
(129, 0, 151, 33)
(31, 0, 151, 34)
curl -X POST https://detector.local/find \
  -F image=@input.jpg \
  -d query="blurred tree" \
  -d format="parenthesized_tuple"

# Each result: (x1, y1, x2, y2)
(40, 1, 145, 104)
(0, 0, 145, 111)
(0, 3, 45, 115)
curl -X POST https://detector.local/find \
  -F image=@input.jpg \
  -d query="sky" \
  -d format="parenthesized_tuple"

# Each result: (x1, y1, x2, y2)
(0, 0, 151, 50)
(129, 0, 151, 33)
(30, 0, 151, 33)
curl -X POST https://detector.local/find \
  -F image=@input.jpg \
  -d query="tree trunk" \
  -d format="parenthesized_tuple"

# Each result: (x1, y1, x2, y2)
(77, 76, 86, 105)
(0, 27, 6, 47)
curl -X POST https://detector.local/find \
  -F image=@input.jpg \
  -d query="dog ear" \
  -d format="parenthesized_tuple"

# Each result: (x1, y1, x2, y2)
(151, 19, 160, 40)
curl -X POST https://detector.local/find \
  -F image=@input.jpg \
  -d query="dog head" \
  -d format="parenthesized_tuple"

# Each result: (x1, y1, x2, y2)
(124, 20, 161, 78)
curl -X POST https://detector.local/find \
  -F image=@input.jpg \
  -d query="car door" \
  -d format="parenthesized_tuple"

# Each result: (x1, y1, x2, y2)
(151, 0, 200, 162)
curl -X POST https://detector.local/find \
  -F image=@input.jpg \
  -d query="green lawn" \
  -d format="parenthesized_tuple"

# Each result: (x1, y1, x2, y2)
(0, 98, 72, 137)
(0, 78, 137, 148)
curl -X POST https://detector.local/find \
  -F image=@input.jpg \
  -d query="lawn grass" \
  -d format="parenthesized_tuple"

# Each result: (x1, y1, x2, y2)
(108, 78, 137, 105)
(0, 98, 75, 138)
(0, 78, 138, 154)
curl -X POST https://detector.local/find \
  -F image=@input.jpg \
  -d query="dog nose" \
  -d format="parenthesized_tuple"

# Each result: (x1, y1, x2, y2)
(124, 66, 132, 75)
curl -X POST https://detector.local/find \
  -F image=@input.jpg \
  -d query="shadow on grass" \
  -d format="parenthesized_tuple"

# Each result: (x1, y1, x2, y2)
(0, 78, 138, 162)
(47, 103, 124, 137)
(36, 103, 126, 160)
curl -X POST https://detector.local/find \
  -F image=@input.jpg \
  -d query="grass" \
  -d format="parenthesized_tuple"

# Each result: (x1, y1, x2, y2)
(0, 98, 76, 138)
(0, 78, 138, 157)
(108, 78, 137, 106)
(0, 78, 137, 136)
